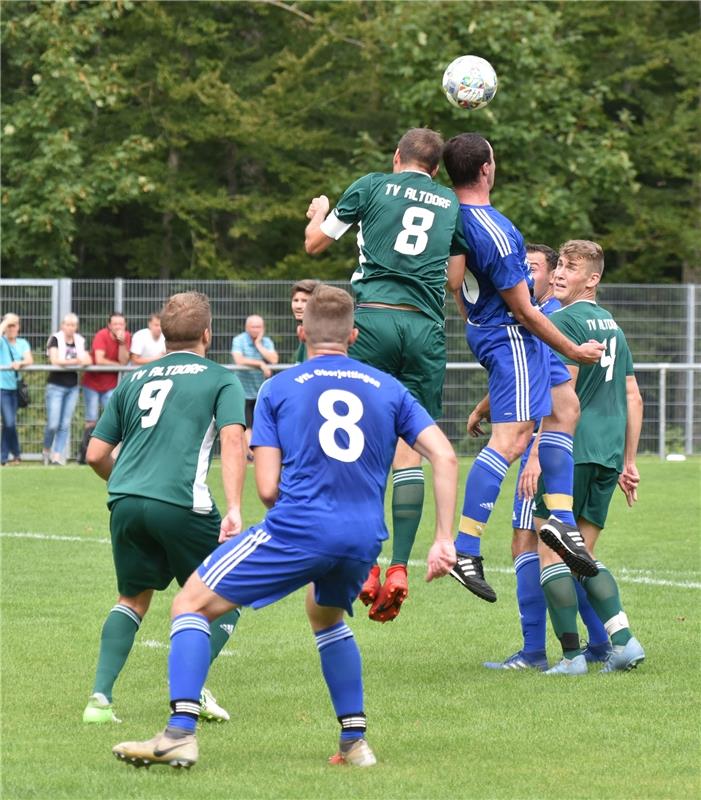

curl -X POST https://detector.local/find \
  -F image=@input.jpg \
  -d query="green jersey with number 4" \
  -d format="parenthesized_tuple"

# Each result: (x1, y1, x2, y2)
(550, 300, 634, 472)
(92, 351, 245, 512)
(322, 170, 468, 325)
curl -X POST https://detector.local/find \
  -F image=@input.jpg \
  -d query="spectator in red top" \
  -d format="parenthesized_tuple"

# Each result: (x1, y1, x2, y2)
(78, 312, 131, 464)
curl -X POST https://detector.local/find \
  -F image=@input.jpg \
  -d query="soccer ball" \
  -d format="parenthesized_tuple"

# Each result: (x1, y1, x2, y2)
(442, 55, 498, 110)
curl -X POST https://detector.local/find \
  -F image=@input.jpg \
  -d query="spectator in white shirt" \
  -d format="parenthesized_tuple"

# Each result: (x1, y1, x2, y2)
(130, 314, 166, 365)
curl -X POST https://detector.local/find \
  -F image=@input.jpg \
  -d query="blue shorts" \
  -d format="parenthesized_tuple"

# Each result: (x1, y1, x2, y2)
(197, 526, 374, 615)
(467, 323, 551, 423)
(549, 351, 571, 387)
(512, 437, 536, 532)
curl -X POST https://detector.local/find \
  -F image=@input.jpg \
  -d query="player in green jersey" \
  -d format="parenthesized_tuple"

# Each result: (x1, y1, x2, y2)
(82, 292, 248, 722)
(530, 240, 645, 675)
(304, 128, 468, 622)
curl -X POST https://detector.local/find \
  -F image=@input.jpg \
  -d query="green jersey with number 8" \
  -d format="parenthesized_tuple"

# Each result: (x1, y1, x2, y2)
(550, 300, 634, 471)
(92, 352, 246, 512)
(320, 170, 468, 325)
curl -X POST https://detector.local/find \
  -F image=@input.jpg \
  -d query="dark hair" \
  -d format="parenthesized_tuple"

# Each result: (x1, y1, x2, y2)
(526, 243, 558, 271)
(108, 311, 126, 323)
(397, 128, 444, 173)
(443, 133, 492, 188)
(148, 312, 161, 322)
(291, 279, 320, 298)
(160, 292, 211, 346)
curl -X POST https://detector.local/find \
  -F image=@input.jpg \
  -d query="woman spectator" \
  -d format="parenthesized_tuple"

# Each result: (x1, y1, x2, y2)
(0, 313, 33, 466)
(43, 313, 91, 465)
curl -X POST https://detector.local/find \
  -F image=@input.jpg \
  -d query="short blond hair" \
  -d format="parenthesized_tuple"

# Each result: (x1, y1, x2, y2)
(303, 285, 354, 347)
(559, 240, 605, 276)
(160, 292, 211, 347)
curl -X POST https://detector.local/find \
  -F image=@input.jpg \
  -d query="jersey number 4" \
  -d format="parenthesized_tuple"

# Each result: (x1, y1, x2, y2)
(600, 336, 617, 382)
(138, 379, 173, 428)
(317, 389, 365, 462)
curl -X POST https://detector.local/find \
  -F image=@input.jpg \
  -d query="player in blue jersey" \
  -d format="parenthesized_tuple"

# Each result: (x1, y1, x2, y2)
(112, 285, 458, 770)
(465, 245, 610, 670)
(442, 133, 605, 602)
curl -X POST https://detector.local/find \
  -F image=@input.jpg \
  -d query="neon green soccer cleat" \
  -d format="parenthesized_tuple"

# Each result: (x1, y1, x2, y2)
(83, 693, 122, 724)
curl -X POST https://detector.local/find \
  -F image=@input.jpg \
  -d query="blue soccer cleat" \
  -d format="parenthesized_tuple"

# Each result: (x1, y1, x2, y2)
(544, 654, 588, 676)
(582, 641, 613, 663)
(483, 650, 548, 671)
(600, 637, 645, 673)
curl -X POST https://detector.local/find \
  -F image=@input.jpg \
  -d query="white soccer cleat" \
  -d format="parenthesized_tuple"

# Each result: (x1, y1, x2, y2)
(113, 729, 198, 769)
(199, 687, 230, 722)
(328, 738, 377, 767)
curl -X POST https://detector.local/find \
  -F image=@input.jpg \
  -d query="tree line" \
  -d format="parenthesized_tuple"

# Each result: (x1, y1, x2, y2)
(2, 0, 699, 283)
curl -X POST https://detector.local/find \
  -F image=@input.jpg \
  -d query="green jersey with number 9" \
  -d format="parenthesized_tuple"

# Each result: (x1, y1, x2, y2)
(320, 170, 468, 325)
(550, 300, 634, 472)
(92, 352, 246, 512)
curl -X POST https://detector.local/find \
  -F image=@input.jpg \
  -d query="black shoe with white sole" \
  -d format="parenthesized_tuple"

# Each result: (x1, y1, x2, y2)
(539, 516, 599, 577)
(450, 554, 497, 602)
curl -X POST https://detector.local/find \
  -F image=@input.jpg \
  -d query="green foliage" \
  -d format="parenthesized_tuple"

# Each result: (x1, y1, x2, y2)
(1, 1, 699, 281)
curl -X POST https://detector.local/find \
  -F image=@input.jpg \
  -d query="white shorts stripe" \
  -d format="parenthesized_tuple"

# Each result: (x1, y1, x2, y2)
(507, 325, 530, 421)
(202, 529, 272, 591)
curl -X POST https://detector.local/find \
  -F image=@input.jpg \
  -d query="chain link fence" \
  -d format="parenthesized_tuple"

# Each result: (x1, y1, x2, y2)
(2, 279, 699, 459)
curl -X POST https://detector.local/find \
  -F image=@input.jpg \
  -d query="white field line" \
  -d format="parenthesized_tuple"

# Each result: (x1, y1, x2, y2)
(2, 531, 699, 590)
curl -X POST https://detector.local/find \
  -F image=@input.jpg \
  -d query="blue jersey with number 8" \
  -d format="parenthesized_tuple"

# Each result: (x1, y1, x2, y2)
(251, 354, 434, 560)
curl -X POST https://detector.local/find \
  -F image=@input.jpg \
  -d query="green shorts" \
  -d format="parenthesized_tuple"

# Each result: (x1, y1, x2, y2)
(348, 307, 446, 419)
(534, 463, 620, 530)
(109, 495, 221, 596)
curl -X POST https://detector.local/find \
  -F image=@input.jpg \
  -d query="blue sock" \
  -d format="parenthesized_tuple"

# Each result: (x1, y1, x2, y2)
(315, 622, 365, 742)
(514, 551, 546, 654)
(575, 575, 610, 646)
(538, 431, 576, 527)
(167, 613, 211, 733)
(455, 447, 509, 555)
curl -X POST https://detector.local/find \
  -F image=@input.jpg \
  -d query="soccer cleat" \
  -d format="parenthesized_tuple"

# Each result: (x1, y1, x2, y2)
(539, 516, 599, 577)
(83, 693, 122, 724)
(600, 637, 645, 673)
(368, 564, 408, 622)
(199, 687, 230, 722)
(544, 654, 588, 676)
(582, 641, 613, 663)
(113, 729, 198, 769)
(328, 737, 377, 767)
(449, 553, 497, 602)
(358, 564, 381, 607)
(483, 650, 548, 671)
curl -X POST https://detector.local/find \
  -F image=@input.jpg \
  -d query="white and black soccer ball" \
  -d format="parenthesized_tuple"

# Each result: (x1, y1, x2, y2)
(442, 55, 498, 111)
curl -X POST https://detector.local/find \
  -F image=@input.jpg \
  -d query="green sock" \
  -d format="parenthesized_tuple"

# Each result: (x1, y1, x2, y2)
(580, 564, 632, 646)
(390, 467, 424, 566)
(540, 564, 582, 658)
(92, 604, 141, 702)
(209, 608, 241, 663)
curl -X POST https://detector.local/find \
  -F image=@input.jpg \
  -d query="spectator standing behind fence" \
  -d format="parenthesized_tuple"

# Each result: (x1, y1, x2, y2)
(130, 314, 166, 365)
(78, 313, 131, 464)
(0, 313, 33, 466)
(231, 315, 278, 457)
(291, 279, 320, 363)
(43, 313, 92, 466)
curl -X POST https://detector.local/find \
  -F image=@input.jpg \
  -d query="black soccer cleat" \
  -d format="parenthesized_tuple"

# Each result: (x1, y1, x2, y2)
(450, 554, 497, 603)
(539, 516, 599, 577)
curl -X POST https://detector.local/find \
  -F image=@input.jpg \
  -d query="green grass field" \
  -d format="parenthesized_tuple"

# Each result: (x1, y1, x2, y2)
(1, 457, 700, 799)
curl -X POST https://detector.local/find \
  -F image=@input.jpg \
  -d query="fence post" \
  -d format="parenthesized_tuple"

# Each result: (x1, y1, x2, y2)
(685, 284, 696, 455)
(114, 277, 124, 314)
(57, 278, 73, 328)
(658, 367, 667, 460)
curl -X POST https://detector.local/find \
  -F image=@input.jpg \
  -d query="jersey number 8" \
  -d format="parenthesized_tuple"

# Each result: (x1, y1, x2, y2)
(317, 389, 365, 462)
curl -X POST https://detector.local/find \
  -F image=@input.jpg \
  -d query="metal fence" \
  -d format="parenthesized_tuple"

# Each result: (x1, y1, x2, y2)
(2, 278, 699, 458)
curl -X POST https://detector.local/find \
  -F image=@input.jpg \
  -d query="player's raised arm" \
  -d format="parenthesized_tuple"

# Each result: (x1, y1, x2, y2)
(500, 281, 604, 364)
(410, 424, 458, 581)
(304, 195, 335, 255)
